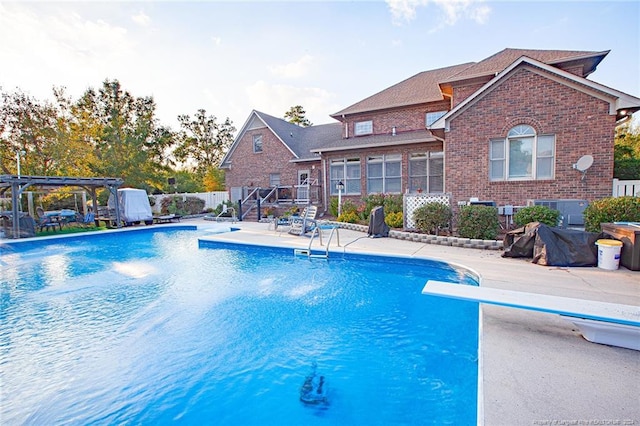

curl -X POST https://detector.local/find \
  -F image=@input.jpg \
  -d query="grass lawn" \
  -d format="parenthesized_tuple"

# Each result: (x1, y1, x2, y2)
(36, 225, 108, 237)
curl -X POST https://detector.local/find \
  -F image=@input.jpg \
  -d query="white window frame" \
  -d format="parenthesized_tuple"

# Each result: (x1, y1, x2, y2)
(366, 154, 402, 194)
(253, 134, 263, 153)
(354, 120, 373, 136)
(330, 158, 361, 195)
(490, 125, 555, 181)
(425, 111, 447, 127)
(409, 151, 444, 192)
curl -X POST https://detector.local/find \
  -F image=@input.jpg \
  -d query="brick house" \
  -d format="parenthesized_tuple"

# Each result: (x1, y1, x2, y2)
(220, 48, 640, 220)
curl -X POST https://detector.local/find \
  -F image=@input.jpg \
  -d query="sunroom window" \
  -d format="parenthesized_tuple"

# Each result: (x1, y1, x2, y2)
(330, 158, 361, 195)
(409, 151, 444, 192)
(367, 154, 401, 194)
(490, 125, 555, 181)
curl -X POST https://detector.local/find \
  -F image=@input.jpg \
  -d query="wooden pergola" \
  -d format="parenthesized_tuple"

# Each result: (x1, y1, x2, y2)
(0, 175, 124, 239)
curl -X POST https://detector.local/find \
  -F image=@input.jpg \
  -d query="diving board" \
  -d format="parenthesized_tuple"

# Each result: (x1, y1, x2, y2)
(422, 281, 640, 350)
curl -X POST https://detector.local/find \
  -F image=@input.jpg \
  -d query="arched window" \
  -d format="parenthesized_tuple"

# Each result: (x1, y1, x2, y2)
(490, 125, 555, 181)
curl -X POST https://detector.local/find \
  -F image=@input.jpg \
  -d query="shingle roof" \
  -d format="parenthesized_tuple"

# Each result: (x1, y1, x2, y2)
(331, 62, 475, 118)
(311, 129, 438, 153)
(253, 111, 342, 159)
(441, 48, 609, 83)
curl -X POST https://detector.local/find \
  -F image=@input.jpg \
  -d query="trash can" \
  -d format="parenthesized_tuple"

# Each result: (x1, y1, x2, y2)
(595, 239, 623, 270)
(601, 223, 640, 271)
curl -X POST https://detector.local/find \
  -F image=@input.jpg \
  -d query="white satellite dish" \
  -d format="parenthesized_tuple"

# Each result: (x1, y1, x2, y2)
(574, 155, 594, 180)
(575, 155, 594, 172)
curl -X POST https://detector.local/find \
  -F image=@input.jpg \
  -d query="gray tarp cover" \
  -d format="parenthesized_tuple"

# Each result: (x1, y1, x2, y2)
(502, 222, 607, 266)
(367, 206, 389, 238)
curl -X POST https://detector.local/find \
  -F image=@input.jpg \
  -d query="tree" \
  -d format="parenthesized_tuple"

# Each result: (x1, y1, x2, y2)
(0, 89, 63, 176)
(614, 120, 640, 179)
(284, 105, 312, 127)
(74, 79, 176, 191)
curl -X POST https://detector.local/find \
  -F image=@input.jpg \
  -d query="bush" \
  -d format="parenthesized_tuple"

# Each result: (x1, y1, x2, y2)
(583, 196, 640, 232)
(412, 202, 452, 235)
(160, 196, 205, 215)
(457, 205, 500, 240)
(361, 193, 403, 219)
(513, 205, 560, 227)
(337, 211, 360, 223)
(614, 159, 640, 179)
(384, 211, 404, 228)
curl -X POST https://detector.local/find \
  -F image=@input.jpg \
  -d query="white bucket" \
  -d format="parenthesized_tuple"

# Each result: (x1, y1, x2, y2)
(595, 239, 623, 270)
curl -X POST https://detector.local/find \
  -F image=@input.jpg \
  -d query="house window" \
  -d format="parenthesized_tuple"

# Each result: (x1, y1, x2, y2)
(269, 173, 280, 187)
(253, 134, 263, 153)
(409, 151, 443, 192)
(425, 111, 447, 127)
(490, 125, 555, 181)
(330, 158, 361, 195)
(354, 120, 373, 136)
(366, 154, 402, 194)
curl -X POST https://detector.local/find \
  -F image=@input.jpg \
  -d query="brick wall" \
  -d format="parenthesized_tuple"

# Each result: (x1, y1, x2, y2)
(445, 66, 615, 208)
(224, 127, 319, 188)
(343, 101, 450, 136)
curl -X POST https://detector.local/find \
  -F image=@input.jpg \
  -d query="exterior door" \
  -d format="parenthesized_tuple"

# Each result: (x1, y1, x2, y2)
(297, 170, 310, 201)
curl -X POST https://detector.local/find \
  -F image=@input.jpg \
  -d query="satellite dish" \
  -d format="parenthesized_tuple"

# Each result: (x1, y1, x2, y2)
(574, 155, 594, 181)
(575, 155, 594, 172)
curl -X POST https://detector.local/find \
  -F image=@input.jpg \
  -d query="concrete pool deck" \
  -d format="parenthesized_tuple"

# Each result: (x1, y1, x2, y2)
(193, 218, 640, 425)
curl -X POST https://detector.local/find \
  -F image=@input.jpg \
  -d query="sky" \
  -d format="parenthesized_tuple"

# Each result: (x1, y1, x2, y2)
(1, 0, 638, 133)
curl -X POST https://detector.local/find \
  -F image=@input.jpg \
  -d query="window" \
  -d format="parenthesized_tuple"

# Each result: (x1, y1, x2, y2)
(409, 151, 443, 192)
(366, 154, 402, 194)
(425, 111, 447, 127)
(490, 125, 555, 181)
(269, 173, 280, 187)
(330, 158, 361, 195)
(253, 134, 263, 153)
(354, 120, 373, 136)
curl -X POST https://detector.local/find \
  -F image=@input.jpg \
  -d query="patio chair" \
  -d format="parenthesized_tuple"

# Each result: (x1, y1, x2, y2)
(76, 210, 95, 227)
(36, 207, 61, 232)
(289, 205, 318, 236)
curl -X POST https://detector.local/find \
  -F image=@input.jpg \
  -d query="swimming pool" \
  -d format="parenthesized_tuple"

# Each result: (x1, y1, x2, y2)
(1, 227, 480, 424)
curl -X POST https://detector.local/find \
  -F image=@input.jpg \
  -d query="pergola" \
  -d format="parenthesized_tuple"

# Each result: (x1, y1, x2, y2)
(0, 175, 124, 239)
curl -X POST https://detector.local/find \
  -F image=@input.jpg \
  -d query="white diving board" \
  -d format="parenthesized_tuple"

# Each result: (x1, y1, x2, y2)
(422, 280, 640, 350)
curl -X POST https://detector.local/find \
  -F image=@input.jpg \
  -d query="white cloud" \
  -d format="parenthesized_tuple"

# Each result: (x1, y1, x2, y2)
(268, 54, 314, 79)
(131, 10, 151, 27)
(211, 36, 222, 46)
(245, 80, 338, 124)
(386, 0, 491, 27)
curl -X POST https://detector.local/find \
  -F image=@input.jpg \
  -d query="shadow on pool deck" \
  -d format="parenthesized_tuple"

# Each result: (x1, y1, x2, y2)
(192, 218, 640, 426)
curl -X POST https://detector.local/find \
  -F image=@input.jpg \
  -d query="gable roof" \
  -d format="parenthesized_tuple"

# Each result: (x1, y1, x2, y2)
(330, 62, 475, 118)
(432, 55, 640, 131)
(219, 110, 342, 167)
(441, 48, 609, 83)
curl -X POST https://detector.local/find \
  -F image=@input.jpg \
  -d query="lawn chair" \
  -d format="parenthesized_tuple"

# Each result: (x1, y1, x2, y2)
(36, 207, 61, 232)
(289, 205, 318, 236)
(77, 210, 96, 227)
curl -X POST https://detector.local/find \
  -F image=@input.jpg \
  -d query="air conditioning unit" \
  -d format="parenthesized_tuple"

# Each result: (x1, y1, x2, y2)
(527, 199, 589, 228)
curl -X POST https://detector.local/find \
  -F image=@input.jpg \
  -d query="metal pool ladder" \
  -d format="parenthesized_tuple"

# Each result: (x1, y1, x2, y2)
(293, 225, 341, 259)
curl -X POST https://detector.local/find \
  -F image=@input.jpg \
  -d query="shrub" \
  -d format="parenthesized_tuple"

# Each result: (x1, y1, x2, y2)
(583, 196, 640, 232)
(160, 196, 205, 215)
(457, 205, 500, 240)
(412, 202, 452, 235)
(385, 211, 404, 228)
(361, 193, 403, 219)
(513, 205, 560, 227)
(337, 210, 360, 223)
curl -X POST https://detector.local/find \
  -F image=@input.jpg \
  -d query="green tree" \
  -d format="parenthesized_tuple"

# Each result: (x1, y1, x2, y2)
(284, 105, 312, 127)
(75, 79, 176, 191)
(614, 121, 640, 179)
(174, 109, 235, 172)
(0, 89, 62, 176)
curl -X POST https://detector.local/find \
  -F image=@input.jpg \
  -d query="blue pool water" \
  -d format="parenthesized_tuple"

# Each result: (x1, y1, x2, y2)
(1, 227, 480, 425)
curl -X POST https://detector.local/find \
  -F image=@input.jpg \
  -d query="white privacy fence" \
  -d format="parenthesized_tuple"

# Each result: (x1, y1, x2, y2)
(612, 179, 640, 197)
(151, 191, 228, 214)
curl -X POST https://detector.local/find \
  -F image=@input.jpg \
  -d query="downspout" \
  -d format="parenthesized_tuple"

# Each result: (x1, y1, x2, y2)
(321, 154, 328, 214)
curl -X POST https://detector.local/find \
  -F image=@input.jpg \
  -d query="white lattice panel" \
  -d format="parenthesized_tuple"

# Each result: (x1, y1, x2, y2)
(403, 193, 451, 230)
